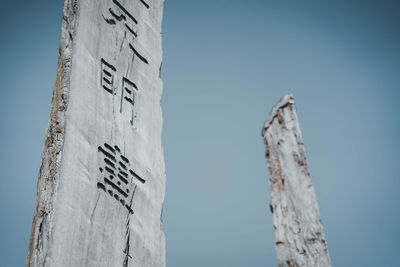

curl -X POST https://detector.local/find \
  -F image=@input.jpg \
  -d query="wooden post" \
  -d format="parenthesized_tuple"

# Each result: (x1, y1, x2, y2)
(27, 0, 166, 266)
(262, 94, 331, 267)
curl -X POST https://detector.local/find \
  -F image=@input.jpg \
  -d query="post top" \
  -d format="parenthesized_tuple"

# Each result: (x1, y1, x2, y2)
(262, 94, 295, 136)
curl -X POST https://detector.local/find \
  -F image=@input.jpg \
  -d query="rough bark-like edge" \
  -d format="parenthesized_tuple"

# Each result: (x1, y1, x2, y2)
(262, 94, 295, 137)
(26, 1, 78, 266)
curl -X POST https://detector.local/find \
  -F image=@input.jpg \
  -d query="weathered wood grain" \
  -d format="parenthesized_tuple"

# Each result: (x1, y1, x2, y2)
(262, 94, 331, 267)
(27, 1, 166, 266)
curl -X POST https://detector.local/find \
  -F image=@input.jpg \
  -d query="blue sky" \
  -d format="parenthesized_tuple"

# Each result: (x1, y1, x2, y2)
(1, 0, 400, 266)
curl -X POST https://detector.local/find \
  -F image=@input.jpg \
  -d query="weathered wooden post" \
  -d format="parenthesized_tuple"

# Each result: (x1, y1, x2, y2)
(27, 0, 166, 266)
(262, 94, 331, 267)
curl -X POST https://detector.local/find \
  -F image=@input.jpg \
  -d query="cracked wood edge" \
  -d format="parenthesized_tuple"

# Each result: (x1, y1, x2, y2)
(26, 1, 78, 266)
(262, 94, 332, 267)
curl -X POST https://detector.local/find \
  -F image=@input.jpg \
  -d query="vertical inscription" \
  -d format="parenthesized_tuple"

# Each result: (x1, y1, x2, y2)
(103, 0, 148, 64)
(129, 43, 148, 65)
(139, 0, 150, 9)
(94, 0, 157, 263)
(103, 0, 138, 37)
(101, 59, 116, 94)
(120, 77, 138, 125)
(123, 185, 136, 266)
(100, 0, 153, 127)
(97, 143, 146, 214)
(100, 59, 141, 125)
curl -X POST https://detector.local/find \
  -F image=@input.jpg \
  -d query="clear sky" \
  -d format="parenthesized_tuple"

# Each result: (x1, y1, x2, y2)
(1, 0, 399, 266)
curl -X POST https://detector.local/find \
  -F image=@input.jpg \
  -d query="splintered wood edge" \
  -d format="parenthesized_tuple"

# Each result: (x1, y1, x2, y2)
(261, 94, 295, 137)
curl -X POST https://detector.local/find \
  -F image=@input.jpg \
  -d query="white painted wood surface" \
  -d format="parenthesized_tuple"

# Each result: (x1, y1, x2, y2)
(262, 94, 331, 267)
(27, 0, 166, 266)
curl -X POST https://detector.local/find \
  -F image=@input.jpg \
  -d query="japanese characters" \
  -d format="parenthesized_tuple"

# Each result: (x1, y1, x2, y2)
(97, 143, 146, 213)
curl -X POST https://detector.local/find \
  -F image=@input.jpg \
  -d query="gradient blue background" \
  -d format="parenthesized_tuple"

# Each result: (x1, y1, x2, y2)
(1, 0, 399, 266)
